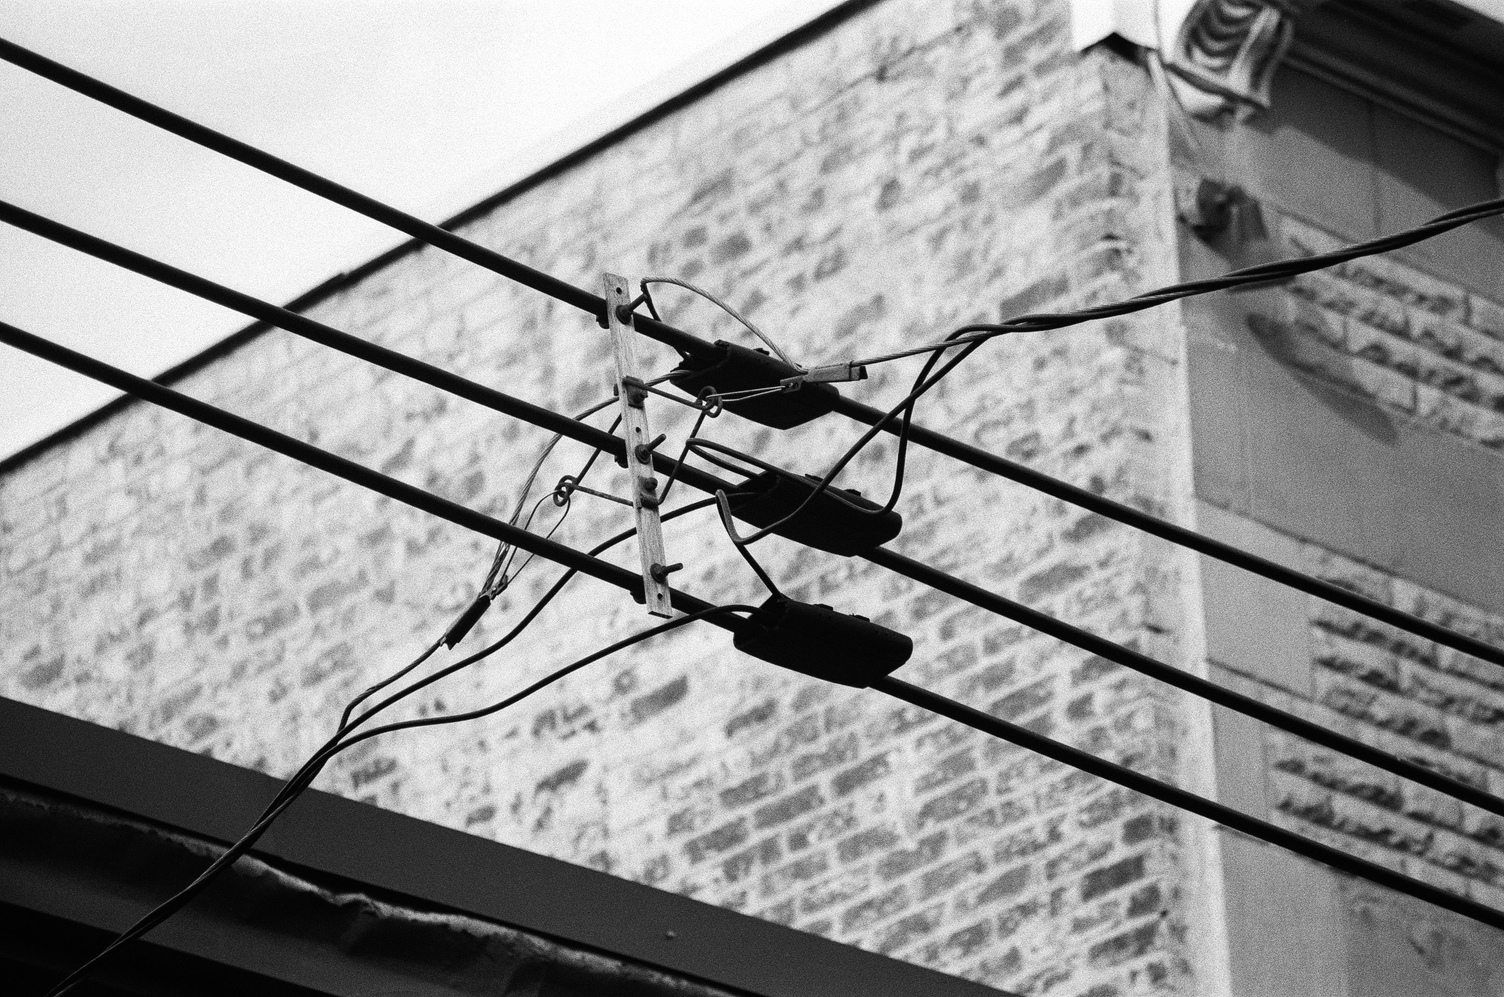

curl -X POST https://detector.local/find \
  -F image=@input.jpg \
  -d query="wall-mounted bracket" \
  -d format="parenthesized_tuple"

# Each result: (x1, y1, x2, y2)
(603, 272, 673, 618)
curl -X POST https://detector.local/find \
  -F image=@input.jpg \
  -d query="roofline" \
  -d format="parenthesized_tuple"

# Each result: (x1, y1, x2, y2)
(0, 0, 879, 478)
(0, 695, 1006, 997)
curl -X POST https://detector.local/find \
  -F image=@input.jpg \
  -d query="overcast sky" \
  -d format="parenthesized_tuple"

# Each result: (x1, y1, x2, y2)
(0, 0, 837, 459)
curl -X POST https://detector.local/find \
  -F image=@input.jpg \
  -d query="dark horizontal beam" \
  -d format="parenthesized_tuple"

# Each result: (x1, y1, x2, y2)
(0, 696, 1002, 997)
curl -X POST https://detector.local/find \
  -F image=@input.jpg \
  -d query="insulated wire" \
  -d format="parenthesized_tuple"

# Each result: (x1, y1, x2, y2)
(0, 37, 709, 359)
(269, 498, 722, 824)
(874, 675, 1504, 934)
(681, 436, 1504, 824)
(845, 197, 1504, 367)
(8, 319, 1504, 935)
(6, 199, 1503, 671)
(43, 602, 751, 997)
(640, 276, 800, 369)
(0, 319, 741, 627)
(6, 42, 1502, 664)
(9, 316, 1504, 823)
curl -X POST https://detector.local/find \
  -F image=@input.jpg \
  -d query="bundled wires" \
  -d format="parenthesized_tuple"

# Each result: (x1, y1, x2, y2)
(9, 34, 1504, 995)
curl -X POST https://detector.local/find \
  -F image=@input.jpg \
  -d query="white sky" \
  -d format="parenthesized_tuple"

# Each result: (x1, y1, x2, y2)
(0, 0, 836, 459)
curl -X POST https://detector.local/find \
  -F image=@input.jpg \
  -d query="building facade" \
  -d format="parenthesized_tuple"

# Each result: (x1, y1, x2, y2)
(3, 1, 1504, 994)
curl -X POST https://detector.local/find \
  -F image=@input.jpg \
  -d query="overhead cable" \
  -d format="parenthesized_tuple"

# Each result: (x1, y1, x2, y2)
(0, 36, 714, 363)
(0, 319, 735, 627)
(2, 231, 1496, 820)
(5, 319, 1502, 933)
(838, 198, 1504, 368)
(874, 674, 1504, 933)
(702, 439, 1504, 822)
(8, 46, 1501, 666)
(44, 602, 753, 997)
(2, 204, 1497, 818)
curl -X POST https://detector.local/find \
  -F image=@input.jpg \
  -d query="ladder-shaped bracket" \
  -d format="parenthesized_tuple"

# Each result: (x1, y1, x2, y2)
(603, 273, 674, 618)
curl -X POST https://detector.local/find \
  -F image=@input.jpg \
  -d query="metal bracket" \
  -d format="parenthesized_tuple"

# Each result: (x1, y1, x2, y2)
(603, 273, 673, 618)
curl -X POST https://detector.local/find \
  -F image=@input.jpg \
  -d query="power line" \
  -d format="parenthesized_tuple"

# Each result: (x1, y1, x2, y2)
(6, 42, 1502, 668)
(874, 675, 1504, 934)
(43, 602, 753, 997)
(5, 191, 1500, 816)
(5, 319, 1502, 935)
(10, 196, 1500, 680)
(0, 319, 732, 627)
(7, 218, 1496, 821)
(5, 200, 1501, 819)
(700, 440, 1504, 821)
(0, 36, 713, 364)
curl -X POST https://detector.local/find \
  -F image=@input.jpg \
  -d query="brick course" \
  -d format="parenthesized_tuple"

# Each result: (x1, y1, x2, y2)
(1, 2, 1207, 994)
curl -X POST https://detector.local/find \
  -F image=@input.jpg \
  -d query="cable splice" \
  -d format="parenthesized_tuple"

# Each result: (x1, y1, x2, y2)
(727, 470, 900, 555)
(10, 319, 1504, 936)
(668, 340, 837, 429)
(735, 597, 913, 687)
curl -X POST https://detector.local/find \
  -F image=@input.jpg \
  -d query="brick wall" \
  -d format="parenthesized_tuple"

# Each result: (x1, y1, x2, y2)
(1255, 216, 1504, 454)
(0, 2, 1213, 994)
(1183, 87, 1504, 987)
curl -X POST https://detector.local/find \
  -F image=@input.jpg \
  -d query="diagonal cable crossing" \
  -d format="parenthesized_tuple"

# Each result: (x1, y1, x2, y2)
(5, 36, 1499, 671)
(5, 318, 1504, 936)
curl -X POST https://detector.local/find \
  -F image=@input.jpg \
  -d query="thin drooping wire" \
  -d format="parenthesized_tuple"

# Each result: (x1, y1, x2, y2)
(9, 319, 1504, 936)
(18, 315, 1504, 829)
(43, 601, 752, 997)
(0, 320, 743, 631)
(714, 489, 783, 598)
(8, 183, 1504, 671)
(640, 276, 800, 369)
(843, 196, 1504, 369)
(9, 38, 1501, 666)
(281, 498, 723, 825)
(658, 406, 711, 505)
(483, 408, 619, 599)
(489, 491, 576, 609)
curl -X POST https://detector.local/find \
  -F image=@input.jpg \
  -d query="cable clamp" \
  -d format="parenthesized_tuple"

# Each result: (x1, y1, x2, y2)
(734, 597, 913, 687)
(783, 361, 868, 388)
(727, 469, 901, 556)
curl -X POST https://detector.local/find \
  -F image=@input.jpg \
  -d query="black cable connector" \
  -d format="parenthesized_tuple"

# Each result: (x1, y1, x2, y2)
(734, 597, 912, 687)
(442, 594, 492, 648)
(669, 341, 838, 429)
(728, 470, 901, 556)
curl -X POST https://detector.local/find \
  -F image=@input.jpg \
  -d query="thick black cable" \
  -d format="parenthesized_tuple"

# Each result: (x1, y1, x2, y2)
(864, 544, 1504, 820)
(9, 309, 1501, 822)
(686, 437, 1504, 821)
(5, 45, 1500, 666)
(0, 200, 736, 525)
(9, 198, 1503, 680)
(0, 320, 740, 630)
(874, 675, 1504, 933)
(9, 321, 1502, 939)
(0, 36, 714, 364)
(43, 603, 750, 997)
(830, 381, 1504, 670)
